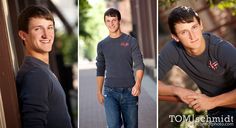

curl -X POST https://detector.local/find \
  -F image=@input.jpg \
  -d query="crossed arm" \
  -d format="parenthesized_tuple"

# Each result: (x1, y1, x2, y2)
(159, 80, 236, 112)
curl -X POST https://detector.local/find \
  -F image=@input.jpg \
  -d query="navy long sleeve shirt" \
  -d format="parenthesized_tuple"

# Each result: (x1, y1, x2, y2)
(16, 56, 72, 128)
(159, 33, 236, 97)
(96, 33, 144, 88)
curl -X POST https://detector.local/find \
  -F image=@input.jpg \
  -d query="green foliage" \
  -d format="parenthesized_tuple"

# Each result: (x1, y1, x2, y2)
(159, 0, 180, 9)
(57, 33, 78, 66)
(159, 0, 236, 16)
(79, 0, 107, 61)
(172, 107, 209, 128)
(79, 0, 92, 39)
(209, 0, 236, 15)
(83, 38, 95, 61)
(79, 0, 93, 61)
(181, 108, 195, 116)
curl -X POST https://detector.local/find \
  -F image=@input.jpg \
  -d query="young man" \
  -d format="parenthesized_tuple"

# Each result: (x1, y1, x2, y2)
(159, 6, 236, 127)
(16, 5, 72, 128)
(96, 8, 144, 128)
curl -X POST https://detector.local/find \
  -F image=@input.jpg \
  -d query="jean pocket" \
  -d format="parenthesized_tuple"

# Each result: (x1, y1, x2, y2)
(125, 93, 139, 106)
(104, 87, 112, 97)
(104, 87, 112, 92)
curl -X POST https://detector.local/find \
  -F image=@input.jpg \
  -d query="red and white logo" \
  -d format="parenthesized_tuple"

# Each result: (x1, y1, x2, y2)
(208, 60, 218, 70)
(120, 42, 129, 47)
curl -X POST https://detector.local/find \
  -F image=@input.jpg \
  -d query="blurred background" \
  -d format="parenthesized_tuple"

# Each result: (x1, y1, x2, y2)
(0, 0, 77, 127)
(79, 0, 157, 127)
(159, 0, 236, 127)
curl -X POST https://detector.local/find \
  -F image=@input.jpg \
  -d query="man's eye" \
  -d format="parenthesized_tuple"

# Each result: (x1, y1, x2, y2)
(48, 26, 54, 30)
(181, 31, 187, 35)
(34, 28, 40, 31)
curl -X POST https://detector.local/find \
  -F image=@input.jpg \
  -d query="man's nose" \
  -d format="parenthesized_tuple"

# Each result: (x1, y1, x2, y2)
(111, 21, 115, 25)
(189, 31, 196, 40)
(42, 29, 49, 38)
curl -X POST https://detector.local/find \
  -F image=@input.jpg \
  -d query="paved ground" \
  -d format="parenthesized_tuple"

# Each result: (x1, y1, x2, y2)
(79, 62, 157, 128)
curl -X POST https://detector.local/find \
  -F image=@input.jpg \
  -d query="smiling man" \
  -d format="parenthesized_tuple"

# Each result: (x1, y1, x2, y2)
(159, 6, 236, 127)
(16, 5, 72, 128)
(96, 8, 144, 128)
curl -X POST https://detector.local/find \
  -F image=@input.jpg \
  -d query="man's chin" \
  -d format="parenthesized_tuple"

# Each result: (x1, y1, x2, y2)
(42, 48, 52, 53)
(109, 28, 118, 32)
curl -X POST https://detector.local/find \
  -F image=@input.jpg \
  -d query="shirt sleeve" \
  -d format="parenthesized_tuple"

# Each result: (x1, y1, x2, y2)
(96, 42, 106, 76)
(19, 68, 50, 128)
(217, 42, 236, 79)
(131, 38, 145, 71)
(158, 41, 179, 80)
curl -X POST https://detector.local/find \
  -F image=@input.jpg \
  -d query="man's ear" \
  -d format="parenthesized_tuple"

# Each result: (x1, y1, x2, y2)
(18, 30, 27, 41)
(171, 34, 180, 42)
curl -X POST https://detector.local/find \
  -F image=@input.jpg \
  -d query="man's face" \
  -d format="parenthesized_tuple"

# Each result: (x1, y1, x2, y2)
(19, 18, 55, 54)
(104, 16, 120, 33)
(172, 17, 204, 53)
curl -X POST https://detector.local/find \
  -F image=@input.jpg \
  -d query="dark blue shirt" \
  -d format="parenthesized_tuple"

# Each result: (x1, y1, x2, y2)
(159, 33, 236, 97)
(96, 33, 144, 88)
(16, 56, 72, 128)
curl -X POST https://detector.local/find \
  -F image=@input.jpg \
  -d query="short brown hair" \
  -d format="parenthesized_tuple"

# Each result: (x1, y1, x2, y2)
(104, 8, 121, 21)
(18, 5, 55, 33)
(168, 6, 200, 35)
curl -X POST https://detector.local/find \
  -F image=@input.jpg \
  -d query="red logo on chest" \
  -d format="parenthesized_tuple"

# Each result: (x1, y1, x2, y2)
(208, 60, 218, 70)
(120, 42, 129, 47)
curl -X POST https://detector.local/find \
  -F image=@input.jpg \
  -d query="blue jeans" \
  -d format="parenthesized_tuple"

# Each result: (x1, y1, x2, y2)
(208, 108, 236, 128)
(104, 86, 138, 128)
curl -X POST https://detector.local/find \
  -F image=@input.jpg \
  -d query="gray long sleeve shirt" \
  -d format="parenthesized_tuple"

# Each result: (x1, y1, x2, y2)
(96, 33, 144, 88)
(16, 56, 72, 128)
(159, 33, 236, 97)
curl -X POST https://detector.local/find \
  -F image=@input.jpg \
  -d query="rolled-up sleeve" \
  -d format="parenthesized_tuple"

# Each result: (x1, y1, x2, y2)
(96, 42, 106, 76)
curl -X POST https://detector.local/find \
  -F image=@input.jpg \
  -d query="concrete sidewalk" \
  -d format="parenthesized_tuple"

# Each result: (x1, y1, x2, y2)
(79, 62, 156, 128)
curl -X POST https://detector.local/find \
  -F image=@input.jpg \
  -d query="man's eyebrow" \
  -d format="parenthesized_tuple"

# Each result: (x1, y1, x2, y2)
(30, 25, 43, 28)
(177, 23, 199, 31)
(192, 22, 199, 26)
(177, 29, 187, 33)
(48, 24, 54, 27)
(176, 27, 187, 32)
(31, 24, 54, 28)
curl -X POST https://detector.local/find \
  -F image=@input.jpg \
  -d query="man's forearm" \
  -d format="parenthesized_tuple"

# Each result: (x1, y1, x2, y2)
(135, 70, 144, 85)
(212, 88, 236, 107)
(96, 76, 104, 94)
(158, 80, 176, 96)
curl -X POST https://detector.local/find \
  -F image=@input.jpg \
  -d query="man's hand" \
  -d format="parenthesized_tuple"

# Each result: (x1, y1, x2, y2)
(132, 70, 143, 96)
(96, 76, 104, 105)
(174, 86, 197, 104)
(97, 92, 104, 105)
(187, 94, 216, 112)
(132, 82, 141, 96)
